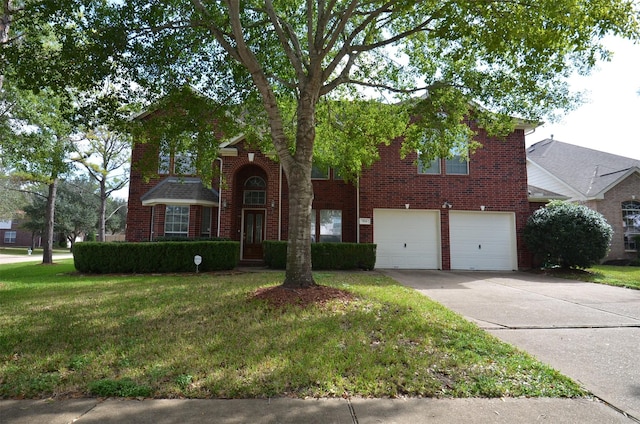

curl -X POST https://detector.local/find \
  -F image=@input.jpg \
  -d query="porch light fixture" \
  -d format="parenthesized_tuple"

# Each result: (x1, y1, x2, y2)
(222, 199, 228, 209)
(248, 152, 255, 162)
(271, 200, 276, 209)
(405, 204, 410, 209)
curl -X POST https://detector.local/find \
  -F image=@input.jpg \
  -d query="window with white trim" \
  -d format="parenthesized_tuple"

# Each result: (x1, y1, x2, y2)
(417, 145, 469, 175)
(310, 209, 342, 242)
(622, 201, 640, 250)
(243, 176, 266, 205)
(165, 206, 189, 237)
(311, 163, 329, 179)
(4, 230, 16, 243)
(158, 139, 195, 175)
(418, 158, 441, 174)
(174, 152, 196, 175)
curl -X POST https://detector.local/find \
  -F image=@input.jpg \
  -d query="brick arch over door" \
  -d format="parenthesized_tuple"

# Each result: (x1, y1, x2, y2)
(232, 165, 270, 260)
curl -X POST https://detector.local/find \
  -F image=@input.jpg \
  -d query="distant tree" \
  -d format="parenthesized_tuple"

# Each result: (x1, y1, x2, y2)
(72, 126, 130, 242)
(0, 86, 75, 263)
(22, 178, 100, 251)
(54, 178, 100, 250)
(524, 201, 613, 269)
(105, 197, 127, 236)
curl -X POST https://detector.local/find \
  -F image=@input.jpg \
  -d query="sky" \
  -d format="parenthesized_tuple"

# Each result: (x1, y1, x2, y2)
(525, 36, 640, 160)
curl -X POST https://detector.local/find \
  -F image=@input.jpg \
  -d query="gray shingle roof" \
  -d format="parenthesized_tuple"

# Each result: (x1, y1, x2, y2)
(140, 177, 219, 206)
(527, 139, 640, 198)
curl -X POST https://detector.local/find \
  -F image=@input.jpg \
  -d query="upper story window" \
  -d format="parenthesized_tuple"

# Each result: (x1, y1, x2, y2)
(417, 147, 469, 175)
(445, 155, 469, 175)
(244, 176, 266, 205)
(312, 162, 346, 180)
(311, 163, 330, 179)
(158, 139, 196, 175)
(418, 158, 441, 175)
(622, 200, 640, 250)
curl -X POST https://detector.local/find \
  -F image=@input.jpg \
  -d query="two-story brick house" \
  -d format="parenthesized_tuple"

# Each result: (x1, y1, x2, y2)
(126, 114, 535, 270)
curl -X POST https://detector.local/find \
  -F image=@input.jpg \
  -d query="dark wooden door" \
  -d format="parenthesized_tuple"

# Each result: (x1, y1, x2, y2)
(243, 210, 265, 260)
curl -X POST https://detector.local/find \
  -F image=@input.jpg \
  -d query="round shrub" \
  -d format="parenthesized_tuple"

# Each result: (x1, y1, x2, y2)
(524, 200, 613, 269)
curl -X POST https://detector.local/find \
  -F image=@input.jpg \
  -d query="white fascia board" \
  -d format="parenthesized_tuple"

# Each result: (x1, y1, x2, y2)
(141, 198, 219, 207)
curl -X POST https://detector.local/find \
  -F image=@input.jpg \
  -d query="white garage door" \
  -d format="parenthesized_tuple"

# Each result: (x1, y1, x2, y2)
(374, 209, 440, 269)
(449, 212, 517, 271)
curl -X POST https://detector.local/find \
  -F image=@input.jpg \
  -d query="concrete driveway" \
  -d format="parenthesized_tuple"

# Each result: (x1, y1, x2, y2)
(382, 269, 640, 421)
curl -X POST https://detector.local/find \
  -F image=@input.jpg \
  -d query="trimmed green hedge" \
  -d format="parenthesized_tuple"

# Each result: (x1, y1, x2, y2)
(263, 241, 376, 270)
(73, 241, 240, 273)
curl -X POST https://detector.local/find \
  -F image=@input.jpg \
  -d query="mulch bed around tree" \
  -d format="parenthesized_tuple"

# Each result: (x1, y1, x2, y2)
(253, 284, 355, 309)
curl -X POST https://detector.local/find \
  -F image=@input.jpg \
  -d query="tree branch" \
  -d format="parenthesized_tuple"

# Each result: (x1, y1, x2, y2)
(190, 0, 242, 63)
(263, 0, 307, 78)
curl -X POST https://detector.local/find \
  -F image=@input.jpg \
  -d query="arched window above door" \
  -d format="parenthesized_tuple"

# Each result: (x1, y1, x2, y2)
(244, 176, 266, 205)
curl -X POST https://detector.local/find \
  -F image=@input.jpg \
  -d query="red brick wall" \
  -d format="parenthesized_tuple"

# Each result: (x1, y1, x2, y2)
(358, 126, 531, 269)
(127, 125, 532, 269)
(125, 141, 156, 241)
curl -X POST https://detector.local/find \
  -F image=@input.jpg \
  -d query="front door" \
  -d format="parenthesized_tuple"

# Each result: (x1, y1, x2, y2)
(243, 210, 265, 260)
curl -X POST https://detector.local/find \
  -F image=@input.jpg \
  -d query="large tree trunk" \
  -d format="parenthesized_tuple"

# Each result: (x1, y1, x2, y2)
(282, 93, 319, 288)
(42, 178, 58, 264)
(283, 162, 316, 288)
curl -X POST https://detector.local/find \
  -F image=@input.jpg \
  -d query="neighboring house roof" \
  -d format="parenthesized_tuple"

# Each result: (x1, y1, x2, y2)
(527, 185, 569, 202)
(140, 177, 219, 207)
(527, 139, 640, 200)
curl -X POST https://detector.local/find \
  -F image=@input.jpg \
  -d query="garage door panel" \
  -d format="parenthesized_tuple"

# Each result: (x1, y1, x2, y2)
(374, 209, 440, 269)
(450, 212, 516, 271)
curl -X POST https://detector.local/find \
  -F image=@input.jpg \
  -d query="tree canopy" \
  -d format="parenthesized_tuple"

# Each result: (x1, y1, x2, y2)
(8, 0, 639, 285)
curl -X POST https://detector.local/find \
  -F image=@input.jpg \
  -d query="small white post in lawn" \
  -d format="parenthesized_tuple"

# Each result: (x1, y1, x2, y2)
(194, 255, 202, 273)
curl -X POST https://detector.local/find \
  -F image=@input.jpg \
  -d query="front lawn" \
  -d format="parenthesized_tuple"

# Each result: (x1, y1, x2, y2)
(554, 265, 640, 290)
(0, 260, 585, 399)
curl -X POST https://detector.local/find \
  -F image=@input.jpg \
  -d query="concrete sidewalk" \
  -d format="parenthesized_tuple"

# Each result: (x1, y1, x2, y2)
(383, 269, 640, 422)
(0, 397, 633, 423)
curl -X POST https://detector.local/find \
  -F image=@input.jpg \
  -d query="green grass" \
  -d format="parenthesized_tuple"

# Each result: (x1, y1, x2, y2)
(0, 261, 585, 399)
(571, 265, 640, 290)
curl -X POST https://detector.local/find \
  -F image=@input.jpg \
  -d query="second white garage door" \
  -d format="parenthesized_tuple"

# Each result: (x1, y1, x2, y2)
(374, 209, 440, 269)
(449, 211, 517, 271)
